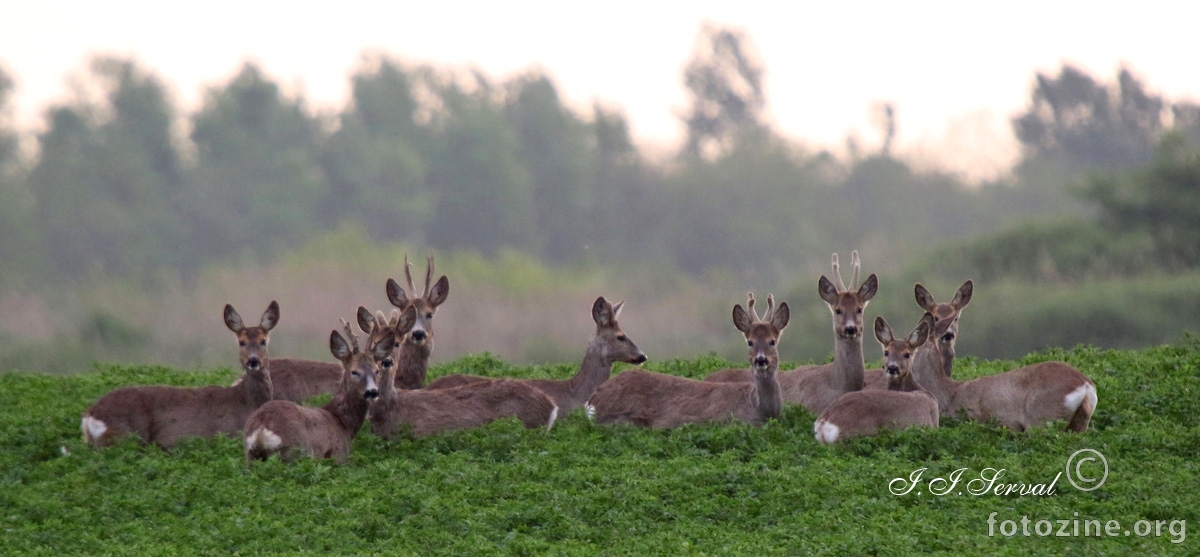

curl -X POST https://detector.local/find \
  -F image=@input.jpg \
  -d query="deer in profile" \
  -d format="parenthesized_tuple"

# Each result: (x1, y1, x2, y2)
(364, 308, 559, 438)
(863, 280, 972, 389)
(384, 254, 449, 390)
(906, 314, 1097, 432)
(705, 251, 877, 416)
(586, 293, 788, 429)
(815, 315, 939, 443)
(244, 316, 399, 464)
(427, 297, 647, 415)
(82, 302, 279, 449)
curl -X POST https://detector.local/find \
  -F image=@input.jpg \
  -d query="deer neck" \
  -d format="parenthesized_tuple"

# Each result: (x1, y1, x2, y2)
(395, 342, 430, 390)
(887, 371, 923, 393)
(324, 388, 371, 439)
(753, 366, 783, 421)
(567, 338, 616, 403)
(832, 333, 865, 392)
(911, 342, 959, 410)
(240, 364, 273, 407)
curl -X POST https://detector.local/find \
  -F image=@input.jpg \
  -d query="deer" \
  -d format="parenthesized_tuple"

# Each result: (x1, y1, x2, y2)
(863, 280, 972, 389)
(82, 301, 279, 449)
(244, 316, 400, 464)
(704, 251, 877, 416)
(384, 254, 450, 390)
(364, 308, 559, 438)
(586, 293, 788, 429)
(905, 314, 1097, 432)
(426, 297, 647, 415)
(814, 315, 939, 443)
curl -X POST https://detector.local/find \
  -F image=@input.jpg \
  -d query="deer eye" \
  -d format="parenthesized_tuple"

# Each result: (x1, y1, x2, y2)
(883, 351, 889, 357)
(856, 308, 862, 314)
(747, 340, 754, 347)
(768, 340, 776, 346)
(904, 353, 911, 359)
(238, 340, 246, 347)
(425, 312, 433, 320)
(351, 370, 362, 377)
(617, 335, 627, 342)
(835, 309, 843, 315)
(260, 340, 267, 346)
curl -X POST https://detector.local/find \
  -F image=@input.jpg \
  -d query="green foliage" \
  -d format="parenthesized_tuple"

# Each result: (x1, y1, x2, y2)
(2, 345, 1198, 553)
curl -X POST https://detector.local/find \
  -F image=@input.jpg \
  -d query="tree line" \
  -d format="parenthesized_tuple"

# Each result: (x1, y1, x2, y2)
(1, 27, 1198, 291)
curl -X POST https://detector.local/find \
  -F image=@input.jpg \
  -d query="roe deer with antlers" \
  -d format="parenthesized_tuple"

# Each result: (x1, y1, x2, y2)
(244, 316, 400, 464)
(82, 302, 279, 449)
(863, 280, 972, 390)
(815, 315, 939, 443)
(586, 293, 788, 429)
(705, 252, 876, 416)
(427, 297, 647, 415)
(906, 315, 1097, 432)
(363, 308, 559, 438)
(384, 255, 449, 390)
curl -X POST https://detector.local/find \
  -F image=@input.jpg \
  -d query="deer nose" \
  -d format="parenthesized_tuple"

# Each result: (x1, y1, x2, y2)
(844, 326, 858, 337)
(886, 364, 899, 375)
(754, 355, 769, 368)
(411, 330, 427, 342)
(632, 353, 647, 364)
(246, 357, 261, 370)
(364, 388, 380, 400)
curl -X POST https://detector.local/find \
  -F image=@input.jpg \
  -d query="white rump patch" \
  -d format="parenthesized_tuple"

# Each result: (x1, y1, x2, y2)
(547, 406, 559, 431)
(245, 427, 283, 451)
(584, 403, 596, 421)
(814, 419, 840, 444)
(81, 415, 107, 443)
(1063, 384, 1097, 412)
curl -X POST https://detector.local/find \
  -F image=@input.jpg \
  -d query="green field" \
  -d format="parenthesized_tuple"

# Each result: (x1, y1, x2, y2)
(2, 343, 1198, 555)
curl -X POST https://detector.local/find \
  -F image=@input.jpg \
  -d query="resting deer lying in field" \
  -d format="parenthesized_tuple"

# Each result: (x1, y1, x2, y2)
(705, 252, 876, 416)
(863, 280, 972, 389)
(244, 317, 399, 464)
(908, 315, 1097, 432)
(426, 297, 647, 415)
(82, 302, 279, 449)
(815, 315, 939, 443)
(385, 255, 449, 390)
(586, 293, 788, 429)
(365, 307, 559, 438)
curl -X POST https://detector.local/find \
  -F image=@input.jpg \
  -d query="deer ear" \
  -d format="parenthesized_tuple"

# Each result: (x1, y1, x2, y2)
(770, 302, 790, 332)
(260, 301, 280, 332)
(394, 306, 417, 335)
(909, 314, 932, 347)
(914, 283, 936, 312)
(874, 316, 893, 345)
(817, 276, 839, 305)
(224, 304, 245, 333)
(357, 306, 375, 333)
(386, 278, 410, 309)
(952, 279, 973, 310)
(427, 276, 450, 308)
(592, 297, 613, 327)
(732, 304, 752, 334)
(858, 274, 879, 302)
(373, 330, 397, 361)
(330, 330, 352, 362)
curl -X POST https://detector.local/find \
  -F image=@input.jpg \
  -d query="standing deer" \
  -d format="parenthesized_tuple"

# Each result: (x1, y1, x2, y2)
(906, 315, 1097, 432)
(244, 317, 399, 464)
(586, 293, 788, 429)
(82, 302, 279, 449)
(863, 280, 972, 389)
(365, 308, 559, 438)
(705, 252, 877, 416)
(815, 315, 939, 443)
(426, 297, 647, 415)
(384, 255, 450, 390)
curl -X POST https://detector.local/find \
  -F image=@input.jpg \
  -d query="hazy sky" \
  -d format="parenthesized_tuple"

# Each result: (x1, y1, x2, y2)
(3, 1, 1199, 180)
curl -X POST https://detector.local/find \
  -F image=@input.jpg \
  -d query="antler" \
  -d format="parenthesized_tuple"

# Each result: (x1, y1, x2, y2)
(746, 292, 760, 323)
(339, 318, 360, 353)
(850, 250, 861, 289)
(423, 255, 434, 298)
(764, 293, 776, 321)
(832, 252, 846, 292)
(403, 254, 416, 296)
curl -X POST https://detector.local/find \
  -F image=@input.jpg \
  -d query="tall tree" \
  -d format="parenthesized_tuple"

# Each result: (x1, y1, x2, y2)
(680, 25, 768, 161)
(188, 62, 329, 259)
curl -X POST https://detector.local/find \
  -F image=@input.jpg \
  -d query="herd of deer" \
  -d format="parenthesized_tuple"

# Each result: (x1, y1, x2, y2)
(80, 252, 1099, 464)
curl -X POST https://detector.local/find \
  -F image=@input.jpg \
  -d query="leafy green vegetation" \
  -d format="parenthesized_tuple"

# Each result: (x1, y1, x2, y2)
(3, 342, 1198, 554)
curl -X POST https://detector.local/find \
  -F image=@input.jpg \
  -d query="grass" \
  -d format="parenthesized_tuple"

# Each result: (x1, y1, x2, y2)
(1, 341, 1198, 555)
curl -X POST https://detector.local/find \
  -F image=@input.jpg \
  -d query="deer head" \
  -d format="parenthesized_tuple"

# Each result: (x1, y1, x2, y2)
(385, 255, 449, 349)
(330, 320, 396, 402)
(914, 279, 972, 348)
(874, 314, 931, 384)
(355, 305, 417, 372)
(224, 300, 280, 379)
(591, 296, 647, 365)
(818, 251, 878, 339)
(732, 292, 790, 374)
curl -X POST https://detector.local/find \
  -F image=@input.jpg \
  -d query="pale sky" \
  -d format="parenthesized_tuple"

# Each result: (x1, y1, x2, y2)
(3, 1, 1199, 181)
